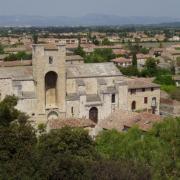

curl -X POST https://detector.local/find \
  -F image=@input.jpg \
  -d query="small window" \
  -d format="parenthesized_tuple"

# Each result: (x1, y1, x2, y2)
(112, 94, 115, 103)
(71, 107, 74, 115)
(144, 97, 148, 104)
(142, 88, 145, 92)
(130, 89, 136, 95)
(151, 88, 154, 91)
(49, 56, 53, 64)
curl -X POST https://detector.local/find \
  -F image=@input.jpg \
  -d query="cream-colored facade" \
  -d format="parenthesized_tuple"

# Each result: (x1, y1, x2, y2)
(0, 44, 160, 126)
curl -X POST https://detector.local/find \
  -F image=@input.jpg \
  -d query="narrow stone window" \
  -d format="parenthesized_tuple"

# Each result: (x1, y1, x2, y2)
(144, 97, 148, 104)
(112, 94, 115, 103)
(71, 107, 74, 116)
(130, 89, 136, 95)
(49, 56, 53, 64)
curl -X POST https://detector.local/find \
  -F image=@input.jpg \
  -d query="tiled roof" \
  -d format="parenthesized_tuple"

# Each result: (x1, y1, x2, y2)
(173, 75, 180, 81)
(66, 62, 122, 78)
(66, 55, 84, 61)
(125, 78, 160, 89)
(0, 60, 32, 67)
(100, 110, 162, 132)
(0, 66, 33, 80)
(111, 57, 131, 63)
(66, 93, 80, 101)
(87, 94, 101, 102)
(48, 118, 95, 129)
(123, 112, 162, 131)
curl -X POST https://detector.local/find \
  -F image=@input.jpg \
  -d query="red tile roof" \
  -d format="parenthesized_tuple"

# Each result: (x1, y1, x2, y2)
(100, 110, 162, 132)
(111, 57, 131, 63)
(48, 118, 95, 130)
(0, 60, 32, 67)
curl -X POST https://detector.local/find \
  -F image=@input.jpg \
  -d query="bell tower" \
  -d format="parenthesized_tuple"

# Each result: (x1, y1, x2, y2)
(32, 44, 66, 123)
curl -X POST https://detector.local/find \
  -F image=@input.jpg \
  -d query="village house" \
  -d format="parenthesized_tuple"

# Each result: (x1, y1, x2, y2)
(111, 57, 132, 67)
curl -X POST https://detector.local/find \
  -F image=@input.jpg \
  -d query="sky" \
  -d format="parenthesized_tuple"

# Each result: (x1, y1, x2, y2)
(0, 0, 179, 18)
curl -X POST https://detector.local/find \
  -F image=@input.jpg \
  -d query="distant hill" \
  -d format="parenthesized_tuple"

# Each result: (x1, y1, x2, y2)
(0, 14, 179, 27)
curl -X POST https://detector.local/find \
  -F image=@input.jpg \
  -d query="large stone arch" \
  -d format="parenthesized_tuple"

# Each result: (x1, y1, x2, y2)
(45, 71, 58, 108)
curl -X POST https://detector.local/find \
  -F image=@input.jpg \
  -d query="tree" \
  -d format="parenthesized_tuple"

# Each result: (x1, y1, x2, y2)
(74, 45, 85, 57)
(102, 38, 112, 45)
(32, 33, 38, 44)
(96, 118, 180, 179)
(0, 44, 4, 54)
(0, 95, 19, 127)
(0, 96, 37, 179)
(85, 48, 115, 63)
(143, 58, 158, 77)
(119, 66, 139, 77)
(37, 127, 97, 178)
(4, 51, 32, 61)
(132, 53, 137, 67)
(170, 88, 180, 101)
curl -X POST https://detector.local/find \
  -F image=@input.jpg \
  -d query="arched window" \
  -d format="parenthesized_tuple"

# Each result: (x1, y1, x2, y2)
(151, 97, 157, 114)
(131, 101, 136, 111)
(111, 94, 115, 103)
(89, 107, 98, 123)
(152, 97, 157, 107)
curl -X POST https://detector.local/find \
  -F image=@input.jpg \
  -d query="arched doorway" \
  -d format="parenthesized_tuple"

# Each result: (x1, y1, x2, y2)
(45, 71, 58, 108)
(47, 111, 59, 120)
(131, 101, 136, 111)
(89, 107, 98, 123)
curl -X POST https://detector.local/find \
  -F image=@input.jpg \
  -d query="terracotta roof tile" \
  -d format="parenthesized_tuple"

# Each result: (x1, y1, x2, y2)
(48, 118, 95, 129)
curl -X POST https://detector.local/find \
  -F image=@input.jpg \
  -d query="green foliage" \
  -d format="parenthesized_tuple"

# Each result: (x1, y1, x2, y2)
(92, 36, 100, 45)
(154, 75, 175, 86)
(102, 38, 112, 45)
(4, 51, 32, 61)
(141, 57, 158, 77)
(132, 53, 137, 67)
(74, 45, 85, 57)
(140, 47, 149, 54)
(96, 117, 180, 179)
(119, 66, 140, 76)
(0, 44, 4, 54)
(160, 85, 177, 93)
(91, 160, 151, 180)
(38, 127, 96, 160)
(0, 95, 19, 127)
(176, 57, 180, 67)
(170, 87, 180, 101)
(0, 96, 37, 179)
(32, 33, 38, 44)
(85, 48, 116, 63)
(0, 95, 179, 179)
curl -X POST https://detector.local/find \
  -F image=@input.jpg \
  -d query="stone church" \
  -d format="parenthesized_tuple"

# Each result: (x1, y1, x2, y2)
(0, 44, 160, 126)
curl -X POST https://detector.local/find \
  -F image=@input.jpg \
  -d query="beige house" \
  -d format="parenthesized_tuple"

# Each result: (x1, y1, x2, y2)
(0, 44, 160, 127)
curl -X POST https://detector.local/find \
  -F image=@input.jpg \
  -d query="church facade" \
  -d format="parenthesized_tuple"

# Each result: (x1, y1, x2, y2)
(0, 44, 160, 125)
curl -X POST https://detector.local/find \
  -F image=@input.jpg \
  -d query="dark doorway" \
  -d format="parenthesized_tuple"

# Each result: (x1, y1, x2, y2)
(89, 107, 98, 123)
(131, 101, 136, 111)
